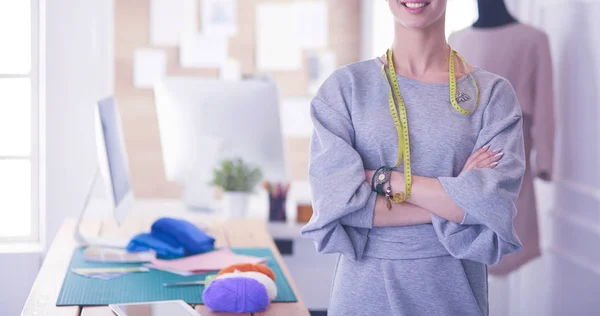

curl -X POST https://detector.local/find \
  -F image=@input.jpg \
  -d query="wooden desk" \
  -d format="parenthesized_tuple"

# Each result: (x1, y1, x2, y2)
(21, 216, 310, 316)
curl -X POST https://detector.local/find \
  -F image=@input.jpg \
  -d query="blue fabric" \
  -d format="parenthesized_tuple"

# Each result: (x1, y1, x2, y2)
(127, 233, 186, 259)
(151, 217, 216, 255)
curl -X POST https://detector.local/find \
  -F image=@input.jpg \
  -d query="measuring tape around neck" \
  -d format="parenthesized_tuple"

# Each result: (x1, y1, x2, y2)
(380, 49, 412, 203)
(380, 47, 480, 204)
(449, 48, 481, 115)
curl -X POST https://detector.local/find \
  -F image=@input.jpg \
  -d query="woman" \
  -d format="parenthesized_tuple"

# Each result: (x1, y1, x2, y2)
(301, 1, 525, 315)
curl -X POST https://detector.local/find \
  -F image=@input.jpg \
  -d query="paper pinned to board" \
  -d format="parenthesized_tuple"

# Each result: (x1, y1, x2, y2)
(294, 0, 329, 49)
(150, 0, 198, 46)
(308, 50, 337, 94)
(220, 59, 242, 80)
(201, 0, 238, 36)
(133, 48, 167, 89)
(180, 33, 229, 68)
(280, 98, 313, 138)
(256, 3, 302, 71)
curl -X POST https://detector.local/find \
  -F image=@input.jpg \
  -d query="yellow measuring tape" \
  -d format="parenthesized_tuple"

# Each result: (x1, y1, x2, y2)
(380, 47, 480, 204)
(449, 48, 480, 115)
(381, 50, 411, 203)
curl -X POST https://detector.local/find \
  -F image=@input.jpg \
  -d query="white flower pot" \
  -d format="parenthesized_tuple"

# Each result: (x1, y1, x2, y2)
(222, 192, 251, 218)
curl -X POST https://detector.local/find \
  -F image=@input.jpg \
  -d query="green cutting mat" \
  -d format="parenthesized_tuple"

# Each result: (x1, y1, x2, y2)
(56, 247, 297, 306)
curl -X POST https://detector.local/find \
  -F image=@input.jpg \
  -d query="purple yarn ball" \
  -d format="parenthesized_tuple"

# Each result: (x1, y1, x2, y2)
(203, 277, 270, 313)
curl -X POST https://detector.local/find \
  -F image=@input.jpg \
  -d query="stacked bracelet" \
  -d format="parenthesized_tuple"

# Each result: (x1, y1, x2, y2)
(371, 166, 407, 210)
(371, 167, 390, 196)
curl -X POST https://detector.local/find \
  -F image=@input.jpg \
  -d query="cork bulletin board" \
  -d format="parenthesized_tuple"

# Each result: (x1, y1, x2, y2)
(115, 0, 361, 198)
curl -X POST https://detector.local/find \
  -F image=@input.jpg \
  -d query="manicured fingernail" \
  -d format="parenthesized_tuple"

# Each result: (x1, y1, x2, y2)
(494, 152, 504, 158)
(490, 162, 499, 166)
(483, 144, 490, 150)
(493, 148, 502, 153)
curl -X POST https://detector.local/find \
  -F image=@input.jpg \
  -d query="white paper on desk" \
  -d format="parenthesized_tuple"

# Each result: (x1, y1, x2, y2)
(280, 98, 313, 138)
(201, 0, 237, 36)
(180, 33, 229, 68)
(256, 3, 302, 71)
(294, 1, 329, 49)
(84, 247, 156, 263)
(150, 0, 198, 46)
(220, 59, 241, 80)
(133, 48, 167, 89)
(308, 50, 337, 94)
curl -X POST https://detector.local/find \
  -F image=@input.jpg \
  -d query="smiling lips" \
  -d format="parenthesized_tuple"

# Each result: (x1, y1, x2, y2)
(401, 1, 431, 11)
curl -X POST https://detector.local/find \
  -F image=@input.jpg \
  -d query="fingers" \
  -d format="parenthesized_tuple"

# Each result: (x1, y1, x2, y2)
(474, 150, 504, 169)
(464, 145, 491, 170)
(468, 144, 491, 163)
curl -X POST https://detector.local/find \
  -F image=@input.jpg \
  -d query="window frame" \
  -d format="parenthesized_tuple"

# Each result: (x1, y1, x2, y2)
(0, 0, 42, 243)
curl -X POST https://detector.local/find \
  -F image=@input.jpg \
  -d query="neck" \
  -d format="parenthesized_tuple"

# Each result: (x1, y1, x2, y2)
(473, 0, 517, 28)
(391, 18, 449, 77)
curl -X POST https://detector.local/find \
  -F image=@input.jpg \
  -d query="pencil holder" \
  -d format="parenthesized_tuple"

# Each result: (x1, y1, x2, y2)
(268, 195, 287, 222)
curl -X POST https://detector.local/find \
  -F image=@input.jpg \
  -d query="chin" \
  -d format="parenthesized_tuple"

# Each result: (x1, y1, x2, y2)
(388, 0, 447, 30)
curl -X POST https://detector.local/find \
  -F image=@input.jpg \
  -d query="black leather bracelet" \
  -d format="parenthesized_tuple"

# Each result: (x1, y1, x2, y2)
(371, 166, 384, 193)
(372, 167, 390, 196)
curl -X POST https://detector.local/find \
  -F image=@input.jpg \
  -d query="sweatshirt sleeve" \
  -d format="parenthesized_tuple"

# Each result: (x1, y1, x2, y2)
(531, 33, 555, 180)
(432, 78, 526, 265)
(300, 75, 377, 261)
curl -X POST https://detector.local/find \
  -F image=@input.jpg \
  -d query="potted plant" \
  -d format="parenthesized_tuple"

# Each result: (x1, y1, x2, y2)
(211, 158, 263, 218)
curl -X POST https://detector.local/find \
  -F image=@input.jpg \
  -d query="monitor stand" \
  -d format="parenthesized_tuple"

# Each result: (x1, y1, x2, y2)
(73, 167, 130, 249)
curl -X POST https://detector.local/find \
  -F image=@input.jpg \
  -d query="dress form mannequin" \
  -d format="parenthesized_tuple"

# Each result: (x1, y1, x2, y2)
(473, 0, 517, 28)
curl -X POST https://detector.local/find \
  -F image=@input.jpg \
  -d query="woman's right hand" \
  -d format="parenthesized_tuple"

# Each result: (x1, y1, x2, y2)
(460, 145, 504, 175)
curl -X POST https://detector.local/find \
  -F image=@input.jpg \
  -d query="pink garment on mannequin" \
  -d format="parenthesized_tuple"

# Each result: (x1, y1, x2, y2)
(450, 23, 555, 276)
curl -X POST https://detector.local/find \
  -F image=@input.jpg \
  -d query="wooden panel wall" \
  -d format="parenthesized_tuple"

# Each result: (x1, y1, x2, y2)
(115, 0, 361, 198)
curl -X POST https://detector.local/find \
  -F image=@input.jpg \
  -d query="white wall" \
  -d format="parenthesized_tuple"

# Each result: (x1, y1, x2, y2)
(0, 1, 113, 314)
(46, 0, 113, 247)
(537, 0, 600, 275)
(0, 252, 41, 315)
(509, 0, 600, 315)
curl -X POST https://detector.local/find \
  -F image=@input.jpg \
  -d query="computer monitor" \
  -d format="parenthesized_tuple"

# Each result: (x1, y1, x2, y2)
(153, 77, 287, 209)
(95, 97, 134, 224)
(74, 97, 133, 248)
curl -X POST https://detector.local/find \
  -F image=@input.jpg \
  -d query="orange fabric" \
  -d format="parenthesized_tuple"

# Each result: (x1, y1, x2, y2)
(217, 263, 276, 281)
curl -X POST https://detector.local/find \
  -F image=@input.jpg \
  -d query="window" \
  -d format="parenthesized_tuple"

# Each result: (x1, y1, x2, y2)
(368, 0, 479, 57)
(0, 0, 40, 241)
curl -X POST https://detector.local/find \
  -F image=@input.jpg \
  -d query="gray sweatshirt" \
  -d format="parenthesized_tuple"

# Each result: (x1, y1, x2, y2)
(301, 58, 525, 316)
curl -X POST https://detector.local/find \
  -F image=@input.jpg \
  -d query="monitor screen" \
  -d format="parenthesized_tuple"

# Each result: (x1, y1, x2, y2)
(97, 97, 131, 205)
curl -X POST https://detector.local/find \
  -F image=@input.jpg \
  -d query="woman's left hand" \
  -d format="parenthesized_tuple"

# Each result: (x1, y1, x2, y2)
(460, 145, 503, 175)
